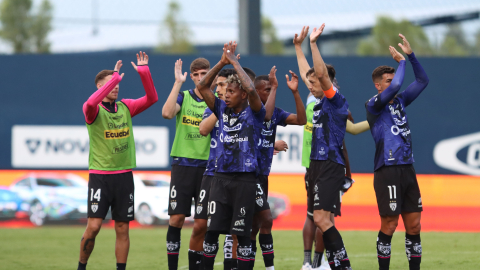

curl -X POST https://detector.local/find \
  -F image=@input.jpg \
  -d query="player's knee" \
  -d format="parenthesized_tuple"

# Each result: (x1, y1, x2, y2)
(382, 218, 398, 234)
(313, 214, 331, 230)
(87, 221, 102, 235)
(407, 222, 421, 235)
(169, 214, 185, 228)
(115, 222, 129, 235)
(260, 214, 273, 232)
(192, 221, 207, 238)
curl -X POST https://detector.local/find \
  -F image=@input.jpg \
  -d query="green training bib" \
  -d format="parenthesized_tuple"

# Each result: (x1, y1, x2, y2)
(301, 102, 315, 168)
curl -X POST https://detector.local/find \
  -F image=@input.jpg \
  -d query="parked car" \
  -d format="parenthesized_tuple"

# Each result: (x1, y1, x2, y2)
(133, 173, 194, 225)
(9, 173, 88, 226)
(0, 186, 23, 220)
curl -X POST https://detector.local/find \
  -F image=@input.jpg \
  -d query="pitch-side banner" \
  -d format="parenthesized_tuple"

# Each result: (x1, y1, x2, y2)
(270, 125, 305, 173)
(11, 125, 169, 168)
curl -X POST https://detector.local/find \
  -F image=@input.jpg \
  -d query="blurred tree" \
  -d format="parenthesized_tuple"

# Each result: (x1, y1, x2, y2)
(357, 16, 433, 56)
(439, 23, 470, 57)
(0, 0, 53, 53)
(156, 0, 195, 54)
(475, 29, 480, 56)
(262, 16, 284, 55)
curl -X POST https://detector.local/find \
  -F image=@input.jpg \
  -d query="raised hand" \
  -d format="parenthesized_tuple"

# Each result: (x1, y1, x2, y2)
(285, 70, 299, 92)
(389, 46, 405, 63)
(131, 51, 149, 72)
(223, 41, 239, 64)
(397, 33, 413, 55)
(269, 66, 278, 90)
(310, 23, 325, 43)
(293, 26, 309, 46)
(174, 59, 187, 83)
(114, 60, 124, 78)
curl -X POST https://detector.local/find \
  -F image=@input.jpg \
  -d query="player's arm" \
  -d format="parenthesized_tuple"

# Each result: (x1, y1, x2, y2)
(342, 140, 352, 178)
(274, 140, 288, 155)
(284, 71, 307, 125)
(397, 34, 429, 107)
(162, 59, 187, 119)
(309, 24, 334, 98)
(366, 47, 406, 115)
(264, 66, 278, 121)
(293, 26, 311, 86)
(199, 110, 218, 136)
(346, 120, 370, 135)
(121, 52, 159, 117)
(83, 60, 124, 124)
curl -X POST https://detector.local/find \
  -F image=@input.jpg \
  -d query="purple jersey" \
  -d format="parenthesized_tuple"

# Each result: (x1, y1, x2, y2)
(257, 107, 291, 176)
(203, 107, 219, 176)
(310, 87, 349, 165)
(213, 97, 266, 173)
(366, 53, 429, 171)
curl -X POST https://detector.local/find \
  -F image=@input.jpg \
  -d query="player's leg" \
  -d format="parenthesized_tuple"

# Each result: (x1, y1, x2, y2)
(78, 217, 103, 269)
(258, 177, 275, 270)
(250, 213, 260, 270)
(224, 234, 238, 270)
(302, 168, 315, 269)
(114, 221, 130, 270)
(167, 213, 185, 270)
(402, 212, 422, 270)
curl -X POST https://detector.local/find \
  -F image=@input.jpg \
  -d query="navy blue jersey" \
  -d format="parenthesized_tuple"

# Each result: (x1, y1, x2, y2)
(213, 97, 266, 173)
(366, 53, 429, 171)
(257, 107, 291, 176)
(203, 107, 219, 176)
(310, 87, 349, 165)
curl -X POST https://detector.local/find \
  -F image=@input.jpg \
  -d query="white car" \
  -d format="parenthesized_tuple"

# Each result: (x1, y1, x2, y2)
(133, 173, 194, 225)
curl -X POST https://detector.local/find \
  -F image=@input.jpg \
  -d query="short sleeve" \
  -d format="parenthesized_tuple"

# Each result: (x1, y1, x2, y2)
(328, 87, 346, 108)
(203, 107, 213, 120)
(213, 96, 226, 119)
(176, 91, 185, 106)
(275, 108, 291, 127)
(252, 104, 266, 124)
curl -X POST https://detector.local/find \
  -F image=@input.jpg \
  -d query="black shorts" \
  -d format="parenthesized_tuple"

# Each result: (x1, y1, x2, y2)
(374, 165, 423, 216)
(255, 175, 270, 213)
(305, 167, 314, 220)
(195, 175, 214, 220)
(207, 172, 256, 237)
(169, 165, 205, 217)
(310, 160, 345, 213)
(88, 172, 134, 221)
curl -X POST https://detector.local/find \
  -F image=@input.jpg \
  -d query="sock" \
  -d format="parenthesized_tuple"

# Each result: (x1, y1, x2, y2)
(166, 225, 181, 270)
(232, 258, 238, 270)
(405, 233, 421, 270)
(116, 263, 126, 270)
(303, 250, 312, 266)
(224, 235, 234, 270)
(377, 231, 393, 270)
(259, 233, 274, 267)
(249, 240, 256, 270)
(189, 249, 204, 270)
(77, 262, 86, 270)
(203, 232, 220, 270)
(236, 236, 252, 270)
(312, 251, 324, 268)
(323, 226, 350, 270)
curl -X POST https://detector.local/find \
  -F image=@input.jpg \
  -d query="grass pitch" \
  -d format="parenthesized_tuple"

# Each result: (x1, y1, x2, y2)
(1, 226, 479, 269)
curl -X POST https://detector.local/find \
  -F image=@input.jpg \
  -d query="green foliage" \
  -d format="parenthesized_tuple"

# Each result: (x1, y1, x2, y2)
(0, 0, 53, 53)
(357, 16, 433, 56)
(439, 23, 470, 57)
(262, 16, 284, 55)
(156, 1, 195, 54)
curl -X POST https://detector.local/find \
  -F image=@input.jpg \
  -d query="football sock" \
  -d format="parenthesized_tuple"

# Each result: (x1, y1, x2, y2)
(323, 226, 351, 270)
(236, 236, 252, 270)
(224, 258, 233, 270)
(249, 240, 256, 270)
(303, 250, 312, 266)
(116, 263, 126, 270)
(188, 249, 204, 270)
(312, 251, 324, 268)
(224, 235, 234, 270)
(203, 232, 220, 270)
(405, 233, 421, 270)
(166, 225, 181, 270)
(259, 233, 274, 267)
(77, 262, 87, 270)
(377, 231, 392, 270)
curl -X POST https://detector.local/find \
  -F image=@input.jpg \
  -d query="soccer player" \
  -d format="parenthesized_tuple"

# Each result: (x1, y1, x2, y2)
(162, 58, 211, 270)
(78, 52, 158, 270)
(365, 34, 429, 270)
(196, 41, 265, 270)
(249, 66, 307, 270)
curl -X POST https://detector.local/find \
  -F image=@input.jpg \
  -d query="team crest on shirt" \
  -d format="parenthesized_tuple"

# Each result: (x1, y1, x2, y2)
(389, 202, 397, 211)
(256, 198, 264, 207)
(91, 205, 98, 213)
(265, 120, 272, 129)
(319, 147, 325, 155)
(230, 118, 237, 125)
(171, 202, 177, 210)
(196, 205, 203, 214)
(223, 114, 228, 122)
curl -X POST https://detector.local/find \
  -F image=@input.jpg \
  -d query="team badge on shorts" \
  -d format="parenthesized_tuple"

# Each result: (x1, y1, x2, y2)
(196, 205, 202, 214)
(171, 201, 177, 210)
(389, 202, 397, 211)
(91, 204, 98, 213)
(256, 198, 263, 207)
(240, 207, 246, 216)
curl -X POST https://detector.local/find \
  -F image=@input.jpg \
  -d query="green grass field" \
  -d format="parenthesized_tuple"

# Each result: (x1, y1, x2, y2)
(1, 226, 479, 269)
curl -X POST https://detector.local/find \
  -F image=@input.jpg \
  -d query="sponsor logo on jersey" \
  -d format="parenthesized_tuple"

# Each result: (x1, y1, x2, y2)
(232, 227, 244, 232)
(433, 131, 480, 175)
(239, 207, 246, 216)
(245, 159, 252, 167)
(110, 114, 124, 120)
(104, 127, 130, 140)
(261, 129, 274, 136)
(185, 132, 205, 140)
(112, 142, 129, 154)
(91, 204, 98, 213)
(190, 103, 207, 109)
(234, 219, 245, 226)
(224, 134, 248, 143)
(182, 115, 202, 127)
(223, 123, 242, 132)
(210, 138, 217, 148)
(312, 123, 323, 128)
(304, 123, 313, 133)
(391, 125, 410, 136)
(261, 139, 274, 148)
(108, 122, 128, 129)
(186, 109, 203, 119)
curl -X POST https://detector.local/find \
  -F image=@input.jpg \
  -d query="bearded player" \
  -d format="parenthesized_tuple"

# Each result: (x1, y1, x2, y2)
(78, 52, 158, 270)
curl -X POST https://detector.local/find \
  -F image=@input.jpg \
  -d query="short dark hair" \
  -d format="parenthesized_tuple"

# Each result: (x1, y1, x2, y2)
(254, 75, 269, 88)
(306, 65, 336, 82)
(372, 65, 395, 82)
(190, 58, 210, 73)
(306, 67, 316, 79)
(243, 67, 256, 81)
(95, 70, 115, 85)
(218, 68, 236, 78)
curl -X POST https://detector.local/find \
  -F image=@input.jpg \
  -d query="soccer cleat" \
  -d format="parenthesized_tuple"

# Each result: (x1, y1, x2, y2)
(301, 263, 313, 270)
(312, 255, 331, 270)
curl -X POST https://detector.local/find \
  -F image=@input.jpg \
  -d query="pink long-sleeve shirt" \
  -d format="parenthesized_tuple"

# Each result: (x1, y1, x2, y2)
(83, 65, 158, 174)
